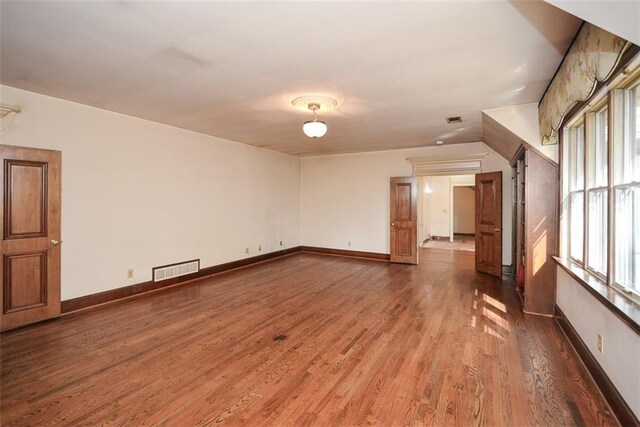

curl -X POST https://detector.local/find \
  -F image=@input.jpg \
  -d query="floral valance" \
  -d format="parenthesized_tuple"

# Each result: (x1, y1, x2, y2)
(539, 23, 629, 145)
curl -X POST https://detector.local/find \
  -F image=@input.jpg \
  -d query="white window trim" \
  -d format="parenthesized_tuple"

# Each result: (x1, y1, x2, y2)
(561, 69, 640, 303)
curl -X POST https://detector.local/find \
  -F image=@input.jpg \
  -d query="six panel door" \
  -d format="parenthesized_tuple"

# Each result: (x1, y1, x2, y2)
(475, 171, 502, 277)
(390, 176, 418, 264)
(1, 145, 61, 331)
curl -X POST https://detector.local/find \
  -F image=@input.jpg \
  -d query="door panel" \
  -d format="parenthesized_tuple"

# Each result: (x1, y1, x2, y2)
(396, 228, 412, 256)
(6, 160, 48, 238)
(396, 184, 412, 220)
(4, 252, 47, 313)
(390, 177, 417, 264)
(475, 172, 502, 276)
(1, 145, 61, 331)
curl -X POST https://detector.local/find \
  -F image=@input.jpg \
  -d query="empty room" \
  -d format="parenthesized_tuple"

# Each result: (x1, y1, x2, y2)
(1, 1, 639, 425)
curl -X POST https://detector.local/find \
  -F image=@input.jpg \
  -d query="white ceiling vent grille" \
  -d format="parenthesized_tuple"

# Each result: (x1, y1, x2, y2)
(153, 259, 200, 282)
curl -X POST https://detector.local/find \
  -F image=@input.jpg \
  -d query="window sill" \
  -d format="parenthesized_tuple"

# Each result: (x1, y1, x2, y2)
(553, 256, 640, 335)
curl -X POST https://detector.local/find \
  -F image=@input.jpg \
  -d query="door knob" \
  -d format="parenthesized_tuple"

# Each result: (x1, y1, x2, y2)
(494, 228, 500, 232)
(50, 239, 60, 246)
(391, 222, 395, 227)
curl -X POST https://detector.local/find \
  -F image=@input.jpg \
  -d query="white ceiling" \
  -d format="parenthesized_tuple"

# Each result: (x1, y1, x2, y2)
(0, 1, 580, 156)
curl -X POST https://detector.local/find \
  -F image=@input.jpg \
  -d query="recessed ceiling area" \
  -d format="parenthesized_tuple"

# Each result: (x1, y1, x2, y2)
(0, 1, 580, 156)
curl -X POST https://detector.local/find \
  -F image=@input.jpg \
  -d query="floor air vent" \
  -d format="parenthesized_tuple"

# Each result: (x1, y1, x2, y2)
(153, 259, 200, 282)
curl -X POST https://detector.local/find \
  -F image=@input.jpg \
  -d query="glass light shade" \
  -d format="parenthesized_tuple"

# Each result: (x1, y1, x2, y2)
(303, 120, 327, 138)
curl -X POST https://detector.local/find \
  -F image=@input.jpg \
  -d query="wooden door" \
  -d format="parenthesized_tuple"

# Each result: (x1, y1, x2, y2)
(1, 145, 61, 331)
(475, 171, 502, 276)
(390, 177, 417, 264)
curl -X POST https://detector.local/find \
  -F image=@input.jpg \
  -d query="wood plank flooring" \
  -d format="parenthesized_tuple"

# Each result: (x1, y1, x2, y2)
(1, 249, 618, 426)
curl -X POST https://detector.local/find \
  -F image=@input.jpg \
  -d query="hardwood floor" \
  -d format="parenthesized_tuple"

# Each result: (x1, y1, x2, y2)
(1, 249, 618, 426)
(423, 235, 475, 252)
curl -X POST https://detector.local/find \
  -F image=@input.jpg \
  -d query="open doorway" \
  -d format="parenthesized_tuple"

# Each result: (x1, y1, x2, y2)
(418, 175, 475, 252)
(451, 185, 475, 250)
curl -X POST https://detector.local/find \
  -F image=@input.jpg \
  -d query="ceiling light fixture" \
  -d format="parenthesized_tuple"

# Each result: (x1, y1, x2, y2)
(292, 96, 337, 139)
(303, 103, 327, 138)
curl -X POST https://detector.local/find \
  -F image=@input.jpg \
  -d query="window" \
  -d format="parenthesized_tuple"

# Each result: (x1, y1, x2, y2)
(586, 108, 608, 277)
(613, 82, 640, 295)
(567, 124, 584, 262)
(562, 69, 640, 300)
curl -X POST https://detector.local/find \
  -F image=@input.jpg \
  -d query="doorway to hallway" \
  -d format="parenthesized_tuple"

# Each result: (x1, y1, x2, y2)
(418, 175, 476, 252)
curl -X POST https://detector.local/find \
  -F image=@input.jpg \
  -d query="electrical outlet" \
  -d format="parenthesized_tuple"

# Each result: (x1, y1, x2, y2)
(348, 241, 352, 247)
(258, 244, 262, 252)
(597, 334, 604, 353)
(280, 241, 283, 246)
(126, 269, 134, 279)
(245, 247, 249, 254)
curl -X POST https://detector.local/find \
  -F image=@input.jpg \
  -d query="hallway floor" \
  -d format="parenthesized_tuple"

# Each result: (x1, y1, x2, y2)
(423, 235, 475, 251)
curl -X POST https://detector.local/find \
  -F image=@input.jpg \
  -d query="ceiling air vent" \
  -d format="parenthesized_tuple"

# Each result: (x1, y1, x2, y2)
(446, 116, 462, 124)
(153, 259, 200, 282)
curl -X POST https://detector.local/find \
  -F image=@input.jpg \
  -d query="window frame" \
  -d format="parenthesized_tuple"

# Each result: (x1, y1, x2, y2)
(565, 121, 585, 265)
(584, 102, 609, 281)
(560, 67, 640, 303)
(611, 181, 640, 296)
(611, 76, 640, 298)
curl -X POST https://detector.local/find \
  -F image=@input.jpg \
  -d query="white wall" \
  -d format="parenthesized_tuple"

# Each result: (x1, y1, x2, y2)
(544, 0, 640, 46)
(418, 177, 429, 243)
(301, 142, 513, 265)
(556, 268, 640, 418)
(428, 176, 451, 238)
(1, 85, 301, 300)
(483, 103, 558, 163)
